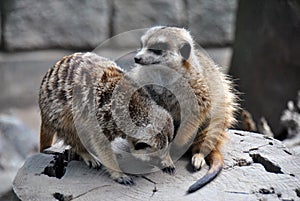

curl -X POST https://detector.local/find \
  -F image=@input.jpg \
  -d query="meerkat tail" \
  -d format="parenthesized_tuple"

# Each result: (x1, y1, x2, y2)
(187, 149, 223, 193)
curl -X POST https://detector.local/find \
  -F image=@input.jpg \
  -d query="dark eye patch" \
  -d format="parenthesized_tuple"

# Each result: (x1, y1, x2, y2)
(148, 49, 163, 55)
(134, 142, 152, 150)
(148, 42, 169, 55)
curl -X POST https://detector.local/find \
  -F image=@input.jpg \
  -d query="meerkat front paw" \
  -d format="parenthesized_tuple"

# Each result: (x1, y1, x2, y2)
(162, 166, 176, 175)
(79, 152, 102, 169)
(192, 153, 206, 171)
(110, 171, 135, 186)
(161, 157, 176, 175)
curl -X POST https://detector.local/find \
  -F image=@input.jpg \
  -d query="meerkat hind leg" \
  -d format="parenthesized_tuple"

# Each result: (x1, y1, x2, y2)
(191, 132, 208, 170)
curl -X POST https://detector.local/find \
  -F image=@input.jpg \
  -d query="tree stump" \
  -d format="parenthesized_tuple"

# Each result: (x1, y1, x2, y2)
(13, 130, 300, 201)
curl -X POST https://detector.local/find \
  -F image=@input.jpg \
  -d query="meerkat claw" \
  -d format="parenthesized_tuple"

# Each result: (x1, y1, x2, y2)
(87, 160, 102, 169)
(115, 175, 135, 186)
(79, 152, 102, 169)
(162, 166, 176, 175)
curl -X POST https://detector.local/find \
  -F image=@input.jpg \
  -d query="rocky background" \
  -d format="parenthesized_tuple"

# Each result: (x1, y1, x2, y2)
(230, 0, 300, 139)
(0, 0, 237, 109)
(0, 0, 237, 199)
(0, 0, 300, 200)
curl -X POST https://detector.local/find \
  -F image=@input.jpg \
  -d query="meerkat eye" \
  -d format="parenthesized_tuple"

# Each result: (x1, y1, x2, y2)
(148, 42, 169, 55)
(148, 49, 163, 55)
(134, 142, 152, 150)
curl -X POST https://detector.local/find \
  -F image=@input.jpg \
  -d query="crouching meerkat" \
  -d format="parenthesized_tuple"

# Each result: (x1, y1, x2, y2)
(134, 26, 238, 193)
(39, 52, 175, 185)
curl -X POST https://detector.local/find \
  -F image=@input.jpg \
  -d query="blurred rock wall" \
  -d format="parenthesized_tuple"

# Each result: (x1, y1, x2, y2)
(229, 0, 300, 137)
(0, 0, 237, 50)
(0, 0, 237, 110)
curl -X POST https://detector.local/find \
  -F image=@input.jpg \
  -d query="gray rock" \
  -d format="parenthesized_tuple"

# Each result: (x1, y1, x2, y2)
(0, 114, 38, 161)
(112, 0, 185, 47)
(3, 0, 109, 51)
(188, 0, 237, 46)
(0, 114, 38, 195)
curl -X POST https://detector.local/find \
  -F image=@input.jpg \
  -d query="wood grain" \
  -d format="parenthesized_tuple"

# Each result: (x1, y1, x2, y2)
(13, 130, 300, 201)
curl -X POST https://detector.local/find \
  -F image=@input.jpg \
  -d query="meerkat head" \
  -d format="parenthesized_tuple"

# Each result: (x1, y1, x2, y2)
(134, 26, 197, 72)
(127, 106, 175, 170)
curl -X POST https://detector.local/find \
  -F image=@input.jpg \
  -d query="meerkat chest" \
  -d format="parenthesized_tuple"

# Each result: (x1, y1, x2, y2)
(145, 85, 181, 133)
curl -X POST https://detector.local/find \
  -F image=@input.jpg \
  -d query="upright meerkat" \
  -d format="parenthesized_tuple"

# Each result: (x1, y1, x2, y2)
(39, 52, 175, 185)
(134, 26, 238, 193)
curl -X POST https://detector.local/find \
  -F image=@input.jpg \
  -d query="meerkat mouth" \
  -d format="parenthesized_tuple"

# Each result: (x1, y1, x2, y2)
(141, 61, 161, 65)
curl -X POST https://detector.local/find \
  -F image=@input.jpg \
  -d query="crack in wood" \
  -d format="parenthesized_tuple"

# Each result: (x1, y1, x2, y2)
(71, 185, 111, 200)
(52, 186, 111, 201)
(249, 153, 283, 174)
(258, 187, 275, 194)
(224, 191, 251, 195)
(252, 187, 285, 199)
(53, 192, 72, 201)
(234, 132, 245, 136)
(263, 136, 274, 140)
(42, 154, 68, 179)
(296, 188, 300, 198)
(233, 158, 252, 167)
(141, 176, 157, 184)
(284, 149, 292, 155)
(151, 186, 158, 197)
(243, 144, 270, 153)
(141, 176, 158, 197)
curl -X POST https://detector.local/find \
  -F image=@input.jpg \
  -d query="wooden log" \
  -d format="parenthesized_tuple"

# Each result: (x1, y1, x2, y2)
(13, 130, 300, 201)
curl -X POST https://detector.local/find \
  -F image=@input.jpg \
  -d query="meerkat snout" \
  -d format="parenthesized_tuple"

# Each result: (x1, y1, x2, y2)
(134, 56, 142, 64)
(135, 37, 192, 67)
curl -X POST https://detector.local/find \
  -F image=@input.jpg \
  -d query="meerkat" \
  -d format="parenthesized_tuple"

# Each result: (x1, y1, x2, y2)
(134, 26, 238, 193)
(39, 52, 175, 185)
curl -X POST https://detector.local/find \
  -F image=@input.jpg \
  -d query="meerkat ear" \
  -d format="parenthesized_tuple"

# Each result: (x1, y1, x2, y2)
(179, 42, 191, 61)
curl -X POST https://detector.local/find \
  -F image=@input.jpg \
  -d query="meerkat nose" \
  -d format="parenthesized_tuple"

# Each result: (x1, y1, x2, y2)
(134, 56, 142, 64)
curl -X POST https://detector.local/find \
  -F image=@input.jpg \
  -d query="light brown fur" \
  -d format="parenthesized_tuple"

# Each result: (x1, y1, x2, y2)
(134, 26, 238, 192)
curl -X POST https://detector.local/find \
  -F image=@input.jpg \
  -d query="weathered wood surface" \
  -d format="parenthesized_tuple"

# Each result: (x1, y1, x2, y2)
(13, 130, 300, 201)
